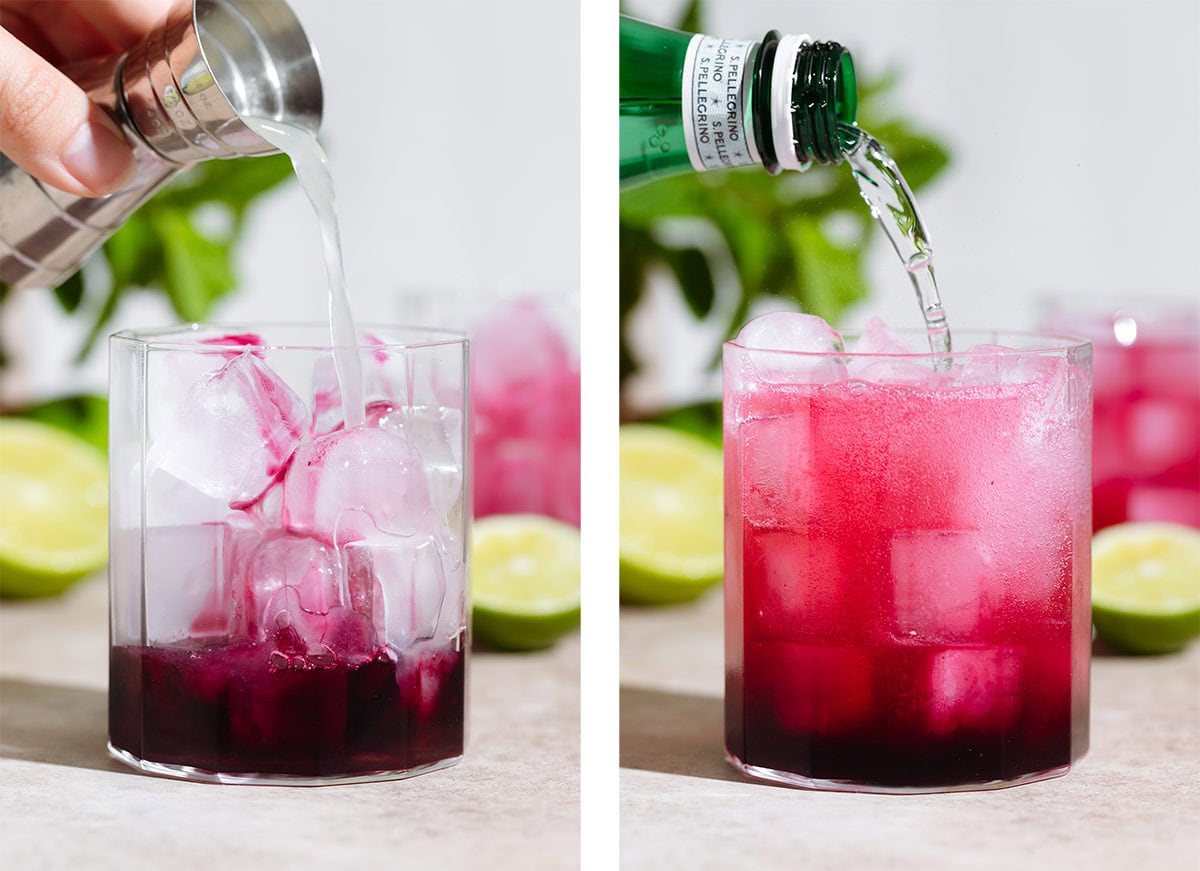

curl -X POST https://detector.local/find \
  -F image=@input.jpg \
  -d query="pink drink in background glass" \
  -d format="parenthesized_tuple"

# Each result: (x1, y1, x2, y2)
(108, 326, 468, 784)
(1042, 301, 1199, 531)
(723, 315, 1092, 792)
(469, 296, 581, 525)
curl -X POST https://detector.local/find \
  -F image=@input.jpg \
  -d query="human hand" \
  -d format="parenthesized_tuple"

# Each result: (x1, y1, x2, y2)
(0, 0, 172, 197)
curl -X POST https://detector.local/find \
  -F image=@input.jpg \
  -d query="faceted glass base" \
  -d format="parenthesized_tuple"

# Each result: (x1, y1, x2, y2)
(108, 742, 462, 787)
(725, 750, 1072, 795)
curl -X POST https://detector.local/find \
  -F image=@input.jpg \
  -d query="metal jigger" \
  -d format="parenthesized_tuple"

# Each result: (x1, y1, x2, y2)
(0, 0, 322, 291)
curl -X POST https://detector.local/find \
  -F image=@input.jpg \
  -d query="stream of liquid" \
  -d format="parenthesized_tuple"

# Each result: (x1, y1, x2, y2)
(840, 124, 952, 359)
(245, 117, 366, 427)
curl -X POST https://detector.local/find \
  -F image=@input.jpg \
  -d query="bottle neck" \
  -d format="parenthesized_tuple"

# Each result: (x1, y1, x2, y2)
(679, 29, 856, 175)
(778, 36, 858, 169)
(679, 33, 762, 173)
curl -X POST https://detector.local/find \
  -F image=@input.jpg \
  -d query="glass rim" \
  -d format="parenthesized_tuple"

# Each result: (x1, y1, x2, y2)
(1037, 291, 1200, 315)
(724, 328, 1091, 359)
(1037, 293, 1200, 342)
(398, 284, 582, 314)
(109, 322, 469, 352)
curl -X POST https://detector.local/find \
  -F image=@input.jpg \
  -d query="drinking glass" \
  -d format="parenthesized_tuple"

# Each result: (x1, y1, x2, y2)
(108, 324, 468, 784)
(723, 330, 1092, 792)
(404, 289, 581, 526)
(1041, 297, 1200, 531)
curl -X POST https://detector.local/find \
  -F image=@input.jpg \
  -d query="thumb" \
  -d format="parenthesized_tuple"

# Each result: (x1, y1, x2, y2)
(0, 27, 137, 197)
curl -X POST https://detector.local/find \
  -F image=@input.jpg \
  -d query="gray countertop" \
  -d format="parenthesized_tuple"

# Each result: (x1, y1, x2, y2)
(1, 574, 580, 870)
(621, 590, 1200, 870)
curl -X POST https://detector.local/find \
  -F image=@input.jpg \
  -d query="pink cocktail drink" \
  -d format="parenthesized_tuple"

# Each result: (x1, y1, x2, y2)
(470, 296, 581, 525)
(1043, 302, 1199, 531)
(108, 326, 468, 784)
(723, 315, 1092, 792)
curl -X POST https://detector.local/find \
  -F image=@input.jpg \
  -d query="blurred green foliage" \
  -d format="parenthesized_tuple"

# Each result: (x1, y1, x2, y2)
(619, 1, 951, 404)
(18, 394, 108, 452)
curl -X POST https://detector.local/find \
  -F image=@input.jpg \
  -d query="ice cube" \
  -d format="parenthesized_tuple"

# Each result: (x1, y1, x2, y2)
(310, 338, 435, 436)
(192, 520, 266, 636)
(743, 528, 845, 640)
(369, 403, 465, 522)
(738, 415, 817, 530)
(956, 344, 1020, 385)
(321, 605, 380, 665)
(261, 586, 333, 661)
(344, 534, 449, 649)
(850, 357, 939, 385)
(282, 425, 433, 544)
(310, 354, 344, 438)
(144, 467, 230, 527)
(236, 532, 340, 642)
(848, 317, 911, 355)
(845, 318, 936, 384)
(146, 332, 265, 404)
(734, 312, 847, 385)
(396, 644, 460, 720)
(890, 530, 1001, 640)
(925, 647, 1022, 737)
(959, 345, 1065, 390)
(144, 523, 231, 643)
(147, 352, 308, 508)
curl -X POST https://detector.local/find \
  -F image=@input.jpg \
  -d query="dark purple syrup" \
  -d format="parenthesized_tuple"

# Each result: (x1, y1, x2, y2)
(109, 640, 463, 778)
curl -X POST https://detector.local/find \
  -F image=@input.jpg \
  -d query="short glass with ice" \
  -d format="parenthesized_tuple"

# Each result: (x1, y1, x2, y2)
(407, 292, 581, 525)
(1041, 298, 1199, 531)
(108, 325, 468, 784)
(723, 314, 1093, 793)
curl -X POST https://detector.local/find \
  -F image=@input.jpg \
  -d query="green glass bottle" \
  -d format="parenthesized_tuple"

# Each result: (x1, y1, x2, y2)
(619, 15, 858, 186)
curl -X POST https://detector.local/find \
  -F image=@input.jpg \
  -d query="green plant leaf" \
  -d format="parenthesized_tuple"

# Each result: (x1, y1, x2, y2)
(155, 154, 295, 228)
(15, 394, 109, 453)
(664, 246, 716, 318)
(675, 0, 704, 34)
(153, 210, 237, 322)
(652, 399, 723, 447)
(787, 217, 869, 325)
(53, 270, 85, 313)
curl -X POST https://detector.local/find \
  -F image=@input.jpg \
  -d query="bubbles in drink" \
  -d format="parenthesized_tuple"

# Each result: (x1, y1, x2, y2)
(147, 350, 308, 507)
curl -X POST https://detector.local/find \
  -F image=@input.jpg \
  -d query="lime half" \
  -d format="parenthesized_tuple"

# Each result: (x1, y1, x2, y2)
(1091, 522, 1200, 654)
(619, 424, 724, 604)
(0, 418, 108, 598)
(472, 514, 581, 651)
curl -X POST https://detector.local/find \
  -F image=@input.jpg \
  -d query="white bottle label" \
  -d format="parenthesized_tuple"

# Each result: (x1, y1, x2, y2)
(682, 35, 759, 172)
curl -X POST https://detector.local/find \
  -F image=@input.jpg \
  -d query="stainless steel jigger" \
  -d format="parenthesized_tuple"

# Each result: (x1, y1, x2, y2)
(0, 0, 322, 291)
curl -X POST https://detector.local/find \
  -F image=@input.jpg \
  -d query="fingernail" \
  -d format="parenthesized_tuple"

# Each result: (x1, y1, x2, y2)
(62, 119, 136, 196)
